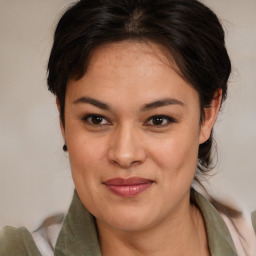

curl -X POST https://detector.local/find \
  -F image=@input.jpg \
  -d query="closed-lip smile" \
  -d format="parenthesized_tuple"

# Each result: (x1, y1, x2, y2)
(103, 177, 154, 197)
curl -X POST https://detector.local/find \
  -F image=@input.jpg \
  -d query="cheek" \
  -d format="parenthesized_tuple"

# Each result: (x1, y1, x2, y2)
(64, 128, 109, 199)
(66, 132, 108, 207)
(152, 133, 199, 201)
(65, 121, 106, 165)
(151, 129, 199, 171)
(68, 138, 107, 177)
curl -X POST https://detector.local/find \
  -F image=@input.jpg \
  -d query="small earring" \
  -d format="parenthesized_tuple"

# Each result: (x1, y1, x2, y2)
(63, 144, 68, 152)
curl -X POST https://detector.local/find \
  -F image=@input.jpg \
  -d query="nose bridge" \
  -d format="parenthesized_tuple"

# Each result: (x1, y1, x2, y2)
(108, 122, 146, 168)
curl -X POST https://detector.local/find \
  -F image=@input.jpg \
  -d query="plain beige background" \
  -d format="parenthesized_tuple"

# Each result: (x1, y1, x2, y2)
(0, 0, 255, 230)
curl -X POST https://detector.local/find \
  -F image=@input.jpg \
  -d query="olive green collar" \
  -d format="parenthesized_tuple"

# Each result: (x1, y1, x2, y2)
(192, 190, 237, 255)
(54, 190, 101, 256)
(54, 190, 237, 256)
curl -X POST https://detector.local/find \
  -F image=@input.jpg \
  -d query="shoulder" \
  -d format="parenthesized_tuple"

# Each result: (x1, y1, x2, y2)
(192, 190, 256, 255)
(0, 226, 42, 256)
(252, 210, 256, 234)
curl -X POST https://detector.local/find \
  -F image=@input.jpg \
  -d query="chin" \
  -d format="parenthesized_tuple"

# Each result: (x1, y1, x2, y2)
(97, 207, 157, 232)
(108, 219, 152, 233)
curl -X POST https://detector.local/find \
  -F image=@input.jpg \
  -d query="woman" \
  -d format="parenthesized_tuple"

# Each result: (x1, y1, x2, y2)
(1, 0, 255, 255)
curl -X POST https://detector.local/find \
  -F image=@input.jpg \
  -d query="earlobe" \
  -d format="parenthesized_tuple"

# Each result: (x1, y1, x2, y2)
(199, 89, 222, 144)
(56, 97, 66, 141)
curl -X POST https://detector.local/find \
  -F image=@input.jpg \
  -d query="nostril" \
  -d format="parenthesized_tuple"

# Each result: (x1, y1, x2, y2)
(109, 158, 142, 169)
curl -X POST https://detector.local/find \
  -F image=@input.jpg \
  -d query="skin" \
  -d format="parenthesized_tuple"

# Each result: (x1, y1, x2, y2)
(58, 41, 222, 256)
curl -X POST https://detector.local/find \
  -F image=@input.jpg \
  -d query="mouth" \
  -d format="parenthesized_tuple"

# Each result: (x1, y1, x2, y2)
(103, 177, 154, 197)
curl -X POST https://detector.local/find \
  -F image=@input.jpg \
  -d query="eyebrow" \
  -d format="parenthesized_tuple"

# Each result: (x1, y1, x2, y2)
(72, 96, 184, 111)
(72, 97, 110, 110)
(141, 98, 184, 111)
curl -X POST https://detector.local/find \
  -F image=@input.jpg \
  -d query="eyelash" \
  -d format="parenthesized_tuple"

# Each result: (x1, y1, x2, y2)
(145, 115, 177, 126)
(82, 114, 176, 127)
(82, 114, 111, 126)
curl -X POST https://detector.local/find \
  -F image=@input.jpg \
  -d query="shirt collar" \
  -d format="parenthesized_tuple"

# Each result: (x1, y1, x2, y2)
(192, 190, 237, 255)
(54, 190, 101, 256)
(55, 190, 237, 256)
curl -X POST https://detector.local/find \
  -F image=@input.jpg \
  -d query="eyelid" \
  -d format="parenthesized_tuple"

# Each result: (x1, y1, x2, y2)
(82, 114, 112, 125)
(81, 114, 176, 127)
(144, 115, 177, 126)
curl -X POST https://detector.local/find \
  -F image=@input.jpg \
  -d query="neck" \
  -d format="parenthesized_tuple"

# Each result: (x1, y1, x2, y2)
(97, 197, 210, 256)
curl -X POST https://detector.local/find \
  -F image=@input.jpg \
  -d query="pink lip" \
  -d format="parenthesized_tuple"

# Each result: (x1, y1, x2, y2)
(103, 177, 153, 197)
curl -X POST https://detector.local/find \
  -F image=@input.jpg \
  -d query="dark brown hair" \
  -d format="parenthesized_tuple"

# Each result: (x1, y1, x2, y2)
(47, 0, 231, 178)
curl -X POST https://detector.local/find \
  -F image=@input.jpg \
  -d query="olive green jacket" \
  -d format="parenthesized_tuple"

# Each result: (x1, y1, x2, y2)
(1, 190, 256, 256)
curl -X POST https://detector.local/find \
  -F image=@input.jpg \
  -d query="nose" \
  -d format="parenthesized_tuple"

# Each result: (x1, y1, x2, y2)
(107, 123, 147, 169)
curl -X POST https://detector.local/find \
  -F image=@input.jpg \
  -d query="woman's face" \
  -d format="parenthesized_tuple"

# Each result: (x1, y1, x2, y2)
(61, 41, 218, 232)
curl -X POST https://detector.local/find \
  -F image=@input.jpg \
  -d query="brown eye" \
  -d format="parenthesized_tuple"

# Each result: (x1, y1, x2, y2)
(145, 115, 176, 126)
(83, 114, 111, 125)
(151, 116, 165, 125)
(90, 116, 103, 124)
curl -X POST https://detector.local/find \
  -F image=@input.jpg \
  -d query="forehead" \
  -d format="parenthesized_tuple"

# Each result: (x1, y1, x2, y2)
(87, 41, 176, 76)
(66, 41, 199, 107)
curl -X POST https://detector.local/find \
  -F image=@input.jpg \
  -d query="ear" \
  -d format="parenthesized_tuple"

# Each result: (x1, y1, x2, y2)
(56, 97, 66, 141)
(199, 89, 222, 144)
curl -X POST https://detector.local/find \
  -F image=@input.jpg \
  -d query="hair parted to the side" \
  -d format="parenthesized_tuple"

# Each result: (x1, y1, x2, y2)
(47, 0, 231, 180)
